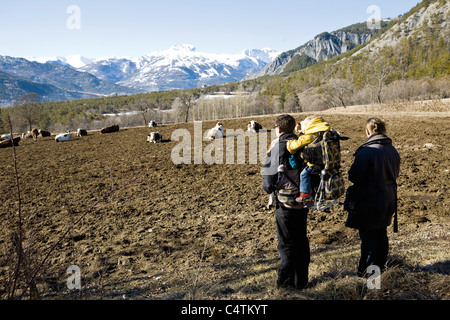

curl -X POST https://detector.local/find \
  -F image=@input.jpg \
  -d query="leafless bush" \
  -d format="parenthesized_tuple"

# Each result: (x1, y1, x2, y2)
(382, 78, 444, 102)
(67, 114, 92, 131)
(298, 89, 329, 112)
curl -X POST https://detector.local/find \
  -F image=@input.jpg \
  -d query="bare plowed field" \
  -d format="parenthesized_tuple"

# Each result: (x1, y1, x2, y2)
(1, 107, 449, 300)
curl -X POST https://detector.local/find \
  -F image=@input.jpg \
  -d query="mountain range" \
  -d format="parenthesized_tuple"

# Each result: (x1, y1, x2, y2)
(0, 55, 140, 105)
(0, 46, 279, 106)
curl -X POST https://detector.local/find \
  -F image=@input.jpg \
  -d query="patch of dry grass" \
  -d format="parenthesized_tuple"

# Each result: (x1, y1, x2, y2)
(319, 98, 450, 116)
(172, 227, 449, 301)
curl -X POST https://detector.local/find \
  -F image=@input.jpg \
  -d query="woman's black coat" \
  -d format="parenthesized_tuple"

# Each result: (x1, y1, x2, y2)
(345, 134, 401, 230)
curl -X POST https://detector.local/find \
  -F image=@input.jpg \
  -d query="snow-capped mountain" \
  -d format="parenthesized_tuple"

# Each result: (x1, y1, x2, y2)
(25, 54, 94, 69)
(77, 45, 280, 91)
(0, 55, 140, 105)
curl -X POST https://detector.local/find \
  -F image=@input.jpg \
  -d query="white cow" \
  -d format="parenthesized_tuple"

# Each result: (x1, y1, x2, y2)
(55, 133, 72, 142)
(295, 123, 302, 135)
(0, 134, 12, 141)
(147, 132, 162, 143)
(206, 122, 224, 141)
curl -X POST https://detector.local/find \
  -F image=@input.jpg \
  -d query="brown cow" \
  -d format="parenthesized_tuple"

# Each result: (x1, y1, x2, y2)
(23, 132, 33, 139)
(101, 124, 119, 134)
(31, 128, 39, 140)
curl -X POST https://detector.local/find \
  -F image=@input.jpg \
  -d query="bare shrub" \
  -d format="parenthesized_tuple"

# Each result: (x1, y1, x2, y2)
(299, 89, 329, 112)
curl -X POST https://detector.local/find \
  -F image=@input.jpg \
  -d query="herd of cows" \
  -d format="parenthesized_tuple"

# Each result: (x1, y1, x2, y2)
(0, 124, 115, 146)
(0, 123, 125, 146)
(0, 120, 268, 148)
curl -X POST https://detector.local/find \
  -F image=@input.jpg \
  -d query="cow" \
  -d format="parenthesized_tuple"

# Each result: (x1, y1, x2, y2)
(0, 136, 20, 148)
(247, 120, 263, 133)
(148, 121, 157, 128)
(0, 134, 12, 141)
(295, 122, 302, 135)
(23, 132, 33, 139)
(31, 128, 39, 141)
(77, 129, 88, 137)
(39, 129, 51, 137)
(147, 132, 162, 143)
(101, 124, 119, 134)
(206, 122, 224, 141)
(55, 133, 72, 142)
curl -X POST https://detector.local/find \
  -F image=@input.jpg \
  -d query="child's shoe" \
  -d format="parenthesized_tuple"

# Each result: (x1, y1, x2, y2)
(296, 192, 312, 202)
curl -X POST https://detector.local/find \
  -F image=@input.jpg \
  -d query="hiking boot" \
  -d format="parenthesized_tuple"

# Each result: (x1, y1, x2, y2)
(296, 193, 312, 202)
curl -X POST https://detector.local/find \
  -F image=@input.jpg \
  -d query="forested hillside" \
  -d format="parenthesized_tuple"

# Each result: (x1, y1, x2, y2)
(255, 0, 449, 108)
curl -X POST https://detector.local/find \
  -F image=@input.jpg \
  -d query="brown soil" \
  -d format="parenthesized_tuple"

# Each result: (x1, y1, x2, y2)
(0, 108, 449, 300)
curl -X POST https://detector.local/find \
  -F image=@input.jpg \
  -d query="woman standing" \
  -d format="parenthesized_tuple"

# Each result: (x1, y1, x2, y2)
(345, 117, 400, 276)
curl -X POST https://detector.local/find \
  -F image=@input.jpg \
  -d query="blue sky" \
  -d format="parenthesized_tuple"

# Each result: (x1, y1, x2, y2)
(0, 0, 420, 58)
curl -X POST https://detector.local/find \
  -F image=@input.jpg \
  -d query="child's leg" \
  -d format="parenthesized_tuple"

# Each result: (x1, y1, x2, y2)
(300, 166, 313, 194)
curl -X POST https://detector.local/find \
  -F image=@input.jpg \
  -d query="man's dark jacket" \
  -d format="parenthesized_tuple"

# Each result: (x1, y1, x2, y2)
(346, 134, 400, 230)
(262, 132, 299, 196)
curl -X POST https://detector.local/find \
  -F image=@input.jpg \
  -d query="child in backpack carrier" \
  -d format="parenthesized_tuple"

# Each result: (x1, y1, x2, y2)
(287, 116, 332, 203)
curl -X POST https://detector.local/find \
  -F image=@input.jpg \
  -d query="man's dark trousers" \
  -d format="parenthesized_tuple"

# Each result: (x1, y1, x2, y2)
(276, 206, 310, 289)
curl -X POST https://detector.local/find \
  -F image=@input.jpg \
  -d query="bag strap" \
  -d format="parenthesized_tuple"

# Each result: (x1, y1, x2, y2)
(282, 172, 300, 190)
(393, 183, 398, 233)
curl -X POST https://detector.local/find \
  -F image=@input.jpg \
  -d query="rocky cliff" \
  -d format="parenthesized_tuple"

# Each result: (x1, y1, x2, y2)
(244, 24, 379, 80)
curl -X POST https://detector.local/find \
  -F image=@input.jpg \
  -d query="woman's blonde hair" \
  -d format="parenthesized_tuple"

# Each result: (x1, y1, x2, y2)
(366, 117, 386, 135)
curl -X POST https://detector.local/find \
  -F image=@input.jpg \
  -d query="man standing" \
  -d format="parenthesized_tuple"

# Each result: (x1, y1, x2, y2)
(262, 114, 310, 290)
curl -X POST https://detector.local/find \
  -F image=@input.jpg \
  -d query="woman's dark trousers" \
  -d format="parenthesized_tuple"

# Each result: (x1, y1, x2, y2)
(358, 228, 389, 276)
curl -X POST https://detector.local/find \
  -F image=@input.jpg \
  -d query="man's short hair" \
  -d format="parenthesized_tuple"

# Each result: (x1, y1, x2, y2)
(276, 114, 296, 134)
